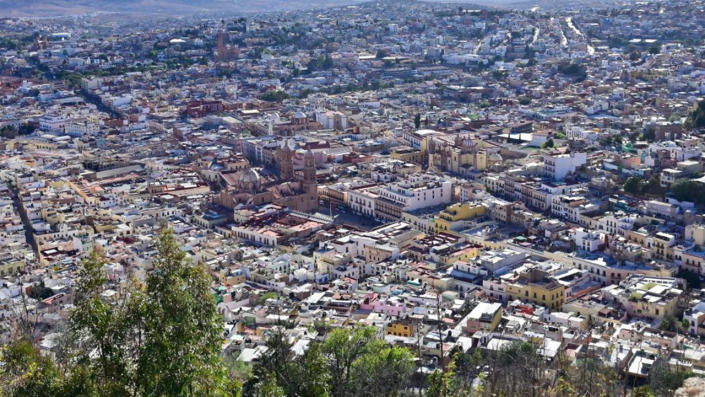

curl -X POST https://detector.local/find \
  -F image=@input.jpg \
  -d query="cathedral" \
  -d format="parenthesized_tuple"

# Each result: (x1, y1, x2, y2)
(215, 30, 240, 62)
(214, 141, 318, 213)
(427, 134, 503, 174)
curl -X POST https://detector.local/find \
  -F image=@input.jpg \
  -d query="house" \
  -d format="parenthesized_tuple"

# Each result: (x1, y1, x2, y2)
(466, 302, 502, 334)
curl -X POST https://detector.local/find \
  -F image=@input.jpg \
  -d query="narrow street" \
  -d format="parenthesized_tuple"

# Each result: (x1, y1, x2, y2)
(79, 88, 121, 119)
(8, 182, 37, 254)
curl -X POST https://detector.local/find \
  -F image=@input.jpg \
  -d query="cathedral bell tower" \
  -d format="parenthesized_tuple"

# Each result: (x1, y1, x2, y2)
(302, 149, 318, 210)
(303, 149, 316, 185)
(278, 140, 294, 181)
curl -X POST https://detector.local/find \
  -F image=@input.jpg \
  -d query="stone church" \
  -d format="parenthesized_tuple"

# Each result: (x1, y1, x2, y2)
(214, 141, 318, 213)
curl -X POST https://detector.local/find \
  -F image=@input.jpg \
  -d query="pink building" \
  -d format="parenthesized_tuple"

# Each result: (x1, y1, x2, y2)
(359, 293, 407, 316)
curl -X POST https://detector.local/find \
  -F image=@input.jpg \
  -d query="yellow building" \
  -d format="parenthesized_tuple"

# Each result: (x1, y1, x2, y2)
(441, 244, 482, 265)
(429, 149, 476, 173)
(466, 302, 502, 334)
(505, 269, 565, 310)
(391, 146, 424, 165)
(434, 202, 487, 234)
(675, 224, 705, 276)
(387, 321, 414, 337)
(224, 273, 247, 285)
(674, 245, 705, 276)
(0, 260, 24, 277)
(314, 249, 350, 274)
(608, 276, 681, 319)
(686, 224, 705, 246)
(365, 245, 396, 263)
(19, 138, 58, 151)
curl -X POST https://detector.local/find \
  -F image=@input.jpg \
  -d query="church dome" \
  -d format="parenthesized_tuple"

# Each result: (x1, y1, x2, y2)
(237, 168, 262, 191)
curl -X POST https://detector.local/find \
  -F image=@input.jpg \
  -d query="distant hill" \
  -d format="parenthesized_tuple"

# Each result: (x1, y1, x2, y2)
(0, 0, 626, 17)
(0, 0, 369, 17)
(433, 0, 628, 11)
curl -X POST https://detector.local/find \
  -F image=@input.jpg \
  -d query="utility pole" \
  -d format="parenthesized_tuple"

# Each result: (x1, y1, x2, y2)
(416, 320, 422, 357)
(434, 288, 449, 397)
(435, 289, 445, 372)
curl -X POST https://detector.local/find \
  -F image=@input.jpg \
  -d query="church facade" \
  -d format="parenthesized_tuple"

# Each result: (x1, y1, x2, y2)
(214, 141, 318, 213)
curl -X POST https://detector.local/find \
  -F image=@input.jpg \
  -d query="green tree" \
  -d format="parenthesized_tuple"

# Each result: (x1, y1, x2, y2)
(245, 329, 330, 397)
(492, 70, 507, 80)
(557, 62, 587, 81)
(246, 330, 295, 395)
(247, 325, 414, 397)
(257, 291, 279, 305)
(677, 268, 701, 289)
(541, 138, 554, 149)
(643, 174, 663, 195)
(642, 127, 656, 142)
(483, 341, 546, 397)
(414, 113, 421, 129)
(624, 176, 642, 194)
(18, 123, 36, 135)
(351, 346, 414, 397)
(629, 50, 642, 61)
(322, 326, 384, 397)
(648, 357, 692, 396)
(633, 386, 656, 397)
(0, 339, 63, 397)
(261, 90, 289, 102)
(69, 251, 132, 396)
(136, 229, 233, 396)
(452, 348, 483, 391)
(252, 371, 286, 397)
(27, 281, 54, 300)
(295, 343, 331, 397)
(685, 100, 705, 130)
(658, 315, 683, 332)
(426, 359, 456, 397)
(3, 231, 239, 397)
(671, 179, 705, 205)
(1, 125, 17, 139)
(59, 364, 101, 397)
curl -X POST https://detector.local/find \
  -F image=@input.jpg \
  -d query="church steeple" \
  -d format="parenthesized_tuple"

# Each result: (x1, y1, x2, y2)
(278, 140, 294, 181)
(301, 149, 318, 211)
(303, 149, 315, 184)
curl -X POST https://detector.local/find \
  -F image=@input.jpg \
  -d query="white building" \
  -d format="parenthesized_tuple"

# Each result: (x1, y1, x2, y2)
(646, 140, 702, 163)
(402, 129, 442, 149)
(39, 114, 66, 133)
(660, 168, 684, 187)
(684, 300, 705, 337)
(347, 188, 378, 218)
(645, 200, 679, 219)
(65, 119, 100, 137)
(377, 175, 452, 212)
(543, 152, 587, 181)
(574, 228, 605, 252)
(315, 110, 348, 131)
